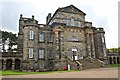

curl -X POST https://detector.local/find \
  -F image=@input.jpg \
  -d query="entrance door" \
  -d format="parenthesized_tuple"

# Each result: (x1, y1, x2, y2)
(72, 48, 77, 61)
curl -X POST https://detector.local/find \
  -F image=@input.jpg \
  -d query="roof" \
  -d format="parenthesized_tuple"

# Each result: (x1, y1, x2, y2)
(59, 5, 86, 15)
(47, 5, 86, 25)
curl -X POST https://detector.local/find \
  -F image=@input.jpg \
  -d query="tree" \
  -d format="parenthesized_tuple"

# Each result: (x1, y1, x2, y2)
(2, 31, 18, 51)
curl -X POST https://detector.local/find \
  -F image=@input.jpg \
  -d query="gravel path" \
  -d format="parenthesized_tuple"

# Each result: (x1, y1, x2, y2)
(2, 68, 119, 78)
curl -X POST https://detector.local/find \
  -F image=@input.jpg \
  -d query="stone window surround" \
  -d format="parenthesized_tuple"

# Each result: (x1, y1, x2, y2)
(38, 48, 45, 59)
(39, 32, 45, 42)
(29, 30, 34, 40)
(28, 48, 33, 59)
(39, 64, 44, 68)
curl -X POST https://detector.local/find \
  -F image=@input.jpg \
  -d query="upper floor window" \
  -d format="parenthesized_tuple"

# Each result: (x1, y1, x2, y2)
(78, 21, 81, 27)
(71, 18, 74, 26)
(48, 50, 53, 58)
(29, 30, 34, 40)
(102, 36, 104, 43)
(28, 48, 33, 58)
(48, 33, 53, 42)
(39, 32, 45, 42)
(39, 49, 45, 59)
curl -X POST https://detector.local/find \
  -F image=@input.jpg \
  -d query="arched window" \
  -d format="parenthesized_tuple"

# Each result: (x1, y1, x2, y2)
(71, 18, 74, 26)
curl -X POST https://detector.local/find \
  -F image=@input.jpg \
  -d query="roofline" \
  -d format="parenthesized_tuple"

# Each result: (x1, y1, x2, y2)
(47, 5, 86, 25)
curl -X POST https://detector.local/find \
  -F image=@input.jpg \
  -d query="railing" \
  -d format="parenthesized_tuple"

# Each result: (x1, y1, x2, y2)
(89, 56, 106, 66)
(67, 56, 83, 69)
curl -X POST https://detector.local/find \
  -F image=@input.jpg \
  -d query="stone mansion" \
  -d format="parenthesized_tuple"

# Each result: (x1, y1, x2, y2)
(1, 5, 109, 71)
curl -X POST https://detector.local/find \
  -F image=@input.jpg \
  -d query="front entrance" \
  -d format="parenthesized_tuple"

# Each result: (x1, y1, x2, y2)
(72, 47, 77, 61)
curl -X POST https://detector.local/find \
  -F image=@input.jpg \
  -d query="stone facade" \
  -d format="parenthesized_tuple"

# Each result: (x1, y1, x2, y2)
(1, 5, 109, 71)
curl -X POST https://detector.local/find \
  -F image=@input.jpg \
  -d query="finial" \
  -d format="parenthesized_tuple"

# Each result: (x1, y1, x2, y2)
(32, 15, 34, 20)
(20, 14, 23, 17)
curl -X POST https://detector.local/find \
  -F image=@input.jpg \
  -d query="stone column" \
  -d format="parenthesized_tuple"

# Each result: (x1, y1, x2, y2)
(12, 58, 15, 70)
(90, 34, 96, 58)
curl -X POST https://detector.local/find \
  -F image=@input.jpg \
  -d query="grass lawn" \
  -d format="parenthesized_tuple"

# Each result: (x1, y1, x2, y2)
(110, 64, 120, 68)
(0, 70, 78, 76)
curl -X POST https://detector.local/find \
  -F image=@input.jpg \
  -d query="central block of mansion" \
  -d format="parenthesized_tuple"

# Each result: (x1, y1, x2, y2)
(7, 5, 108, 71)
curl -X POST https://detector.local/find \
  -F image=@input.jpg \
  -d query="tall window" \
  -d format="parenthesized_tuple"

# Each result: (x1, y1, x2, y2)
(71, 18, 74, 26)
(39, 49, 45, 59)
(48, 33, 53, 42)
(28, 48, 33, 58)
(39, 32, 45, 42)
(63, 19, 67, 25)
(78, 21, 81, 27)
(29, 30, 34, 39)
(102, 36, 104, 43)
(48, 50, 53, 58)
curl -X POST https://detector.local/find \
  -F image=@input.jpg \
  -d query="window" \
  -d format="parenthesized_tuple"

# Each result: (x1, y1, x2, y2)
(29, 30, 34, 39)
(28, 48, 33, 58)
(39, 32, 45, 42)
(102, 36, 104, 43)
(39, 64, 44, 68)
(71, 18, 74, 26)
(48, 50, 53, 58)
(78, 21, 81, 27)
(69, 36, 79, 42)
(48, 33, 53, 42)
(63, 19, 68, 25)
(39, 49, 45, 59)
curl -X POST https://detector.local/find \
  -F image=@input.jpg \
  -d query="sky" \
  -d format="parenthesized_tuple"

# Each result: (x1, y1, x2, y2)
(0, 0, 119, 48)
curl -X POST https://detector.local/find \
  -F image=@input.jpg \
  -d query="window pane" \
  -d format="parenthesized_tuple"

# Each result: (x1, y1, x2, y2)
(39, 33, 45, 42)
(71, 18, 74, 26)
(29, 31, 34, 39)
(39, 49, 44, 59)
(102, 36, 104, 43)
(78, 21, 81, 27)
(48, 33, 53, 42)
(29, 48, 33, 58)
(48, 50, 52, 58)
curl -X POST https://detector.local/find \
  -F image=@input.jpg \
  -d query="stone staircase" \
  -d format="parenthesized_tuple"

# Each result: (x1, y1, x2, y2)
(62, 53, 109, 70)
(78, 57, 110, 69)
(67, 56, 83, 70)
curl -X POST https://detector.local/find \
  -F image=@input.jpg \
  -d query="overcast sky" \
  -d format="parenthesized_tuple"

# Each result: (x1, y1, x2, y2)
(0, 0, 119, 48)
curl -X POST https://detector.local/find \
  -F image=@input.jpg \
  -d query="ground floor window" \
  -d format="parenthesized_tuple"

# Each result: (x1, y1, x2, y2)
(39, 64, 44, 68)
(28, 48, 33, 58)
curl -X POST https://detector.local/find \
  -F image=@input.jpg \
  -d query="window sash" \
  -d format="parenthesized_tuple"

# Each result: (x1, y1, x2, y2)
(78, 21, 81, 27)
(71, 18, 74, 26)
(39, 33, 45, 42)
(28, 48, 33, 58)
(48, 33, 53, 42)
(39, 49, 44, 59)
(48, 50, 53, 58)
(29, 31, 34, 39)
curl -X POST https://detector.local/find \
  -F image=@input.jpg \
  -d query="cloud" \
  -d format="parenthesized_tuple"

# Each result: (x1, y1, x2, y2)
(0, 0, 119, 48)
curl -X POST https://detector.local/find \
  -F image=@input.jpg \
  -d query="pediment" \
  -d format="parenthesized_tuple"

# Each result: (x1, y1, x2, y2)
(59, 5, 86, 15)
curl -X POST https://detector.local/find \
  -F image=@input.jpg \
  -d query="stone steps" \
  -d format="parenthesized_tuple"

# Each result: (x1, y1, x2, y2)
(78, 57, 109, 69)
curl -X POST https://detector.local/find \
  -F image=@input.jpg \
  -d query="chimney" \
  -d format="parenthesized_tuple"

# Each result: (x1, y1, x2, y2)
(46, 13, 51, 24)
